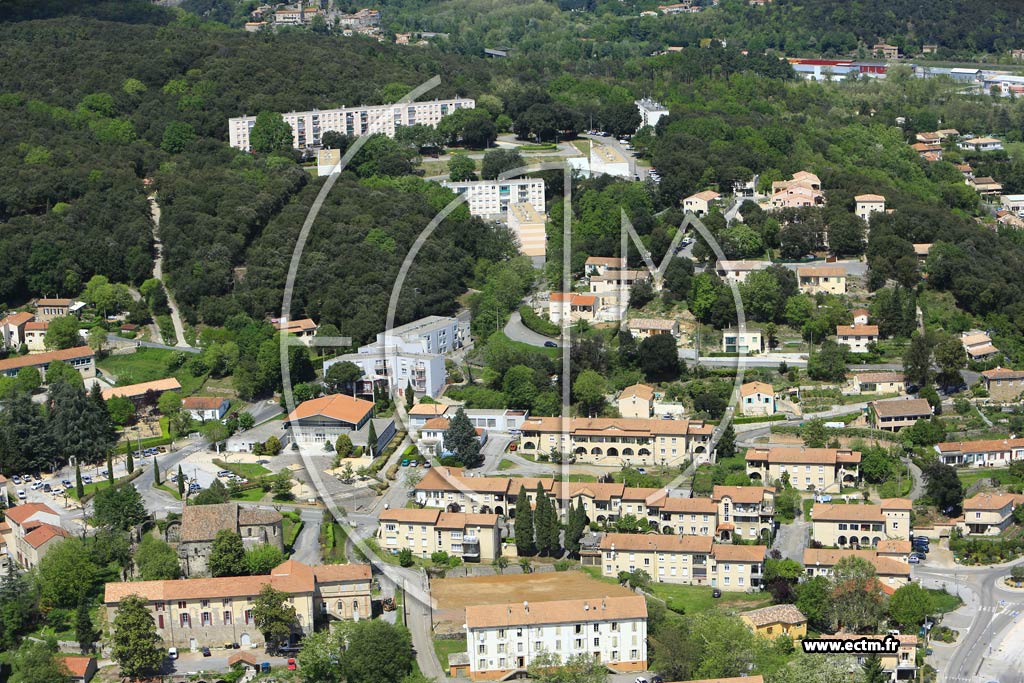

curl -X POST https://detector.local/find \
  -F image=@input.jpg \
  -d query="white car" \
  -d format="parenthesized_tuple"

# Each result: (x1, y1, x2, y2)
(16, 489, 26, 499)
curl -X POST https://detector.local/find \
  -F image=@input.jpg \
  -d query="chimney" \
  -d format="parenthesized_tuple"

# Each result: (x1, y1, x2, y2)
(583, 602, 590, 611)
(523, 601, 529, 613)
(601, 599, 607, 610)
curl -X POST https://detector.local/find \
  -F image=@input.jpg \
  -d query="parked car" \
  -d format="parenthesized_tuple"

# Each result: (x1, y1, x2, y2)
(401, 459, 410, 467)
(43, 484, 52, 493)
(82, 475, 93, 484)
(217, 470, 231, 477)
(423, 462, 431, 468)
(11, 476, 21, 485)
(544, 341, 558, 348)
(287, 658, 297, 670)
(30, 481, 43, 491)
(16, 489, 26, 499)
(167, 647, 178, 660)
(410, 461, 419, 468)
(908, 555, 921, 564)
(201, 647, 211, 657)
(61, 479, 71, 487)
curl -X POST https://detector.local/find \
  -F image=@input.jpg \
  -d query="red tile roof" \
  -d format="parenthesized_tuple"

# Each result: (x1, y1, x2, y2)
(287, 394, 374, 425)
(0, 346, 93, 373)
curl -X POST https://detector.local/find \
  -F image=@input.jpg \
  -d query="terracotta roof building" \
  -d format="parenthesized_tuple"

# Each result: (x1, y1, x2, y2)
(104, 560, 371, 649)
(745, 447, 861, 493)
(378, 509, 501, 562)
(934, 437, 1024, 468)
(102, 378, 182, 403)
(464, 595, 648, 679)
(740, 605, 807, 642)
(0, 346, 95, 382)
(870, 398, 933, 431)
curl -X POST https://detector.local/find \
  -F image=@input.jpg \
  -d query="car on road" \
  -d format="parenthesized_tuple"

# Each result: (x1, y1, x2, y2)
(544, 341, 558, 347)
(82, 475, 92, 483)
(908, 555, 920, 564)
(201, 647, 211, 657)
(423, 461, 431, 468)
(287, 658, 297, 670)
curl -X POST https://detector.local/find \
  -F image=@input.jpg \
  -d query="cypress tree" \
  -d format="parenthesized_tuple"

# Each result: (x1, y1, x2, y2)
(75, 462, 85, 499)
(565, 500, 585, 557)
(514, 485, 534, 557)
(535, 483, 560, 556)
(405, 380, 415, 410)
(153, 459, 161, 486)
(177, 465, 185, 498)
(106, 452, 114, 485)
(126, 448, 134, 475)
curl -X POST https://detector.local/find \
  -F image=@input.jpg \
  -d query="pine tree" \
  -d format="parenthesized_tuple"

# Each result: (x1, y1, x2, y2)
(862, 655, 886, 683)
(513, 485, 535, 556)
(443, 408, 483, 468)
(367, 420, 378, 457)
(126, 448, 134, 475)
(177, 465, 185, 497)
(717, 424, 737, 459)
(106, 452, 114, 485)
(75, 462, 85, 499)
(405, 380, 415, 410)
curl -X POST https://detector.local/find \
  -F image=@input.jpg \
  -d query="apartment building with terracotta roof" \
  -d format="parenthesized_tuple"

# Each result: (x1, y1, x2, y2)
(0, 346, 95, 381)
(740, 604, 807, 643)
(683, 190, 720, 216)
(797, 265, 846, 295)
(802, 548, 911, 588)
(0, 311, 34, 349)
(981, 366, 1024, 401)
(869, 398, 933, 431)
(625, 317, 679, 341)
(960, 492, 1024, 535)
(712, 485, 776, 541)
(810, 499, 912, 547)
(962, 331, 1000, 361)
(377, 508, 501, 562)
(745, 447, 861, 493)
(598, 534, 766, 591)
(104, 560, 371, 649)
(411, 467, 720, 535)
(271, 317, 318, 346)
(854, 194, 886, 223)
(464, 594, 648, 679)
(548, 292, 599, 325)
(518, 416, 714, 467)
(3, 502, 67, 569)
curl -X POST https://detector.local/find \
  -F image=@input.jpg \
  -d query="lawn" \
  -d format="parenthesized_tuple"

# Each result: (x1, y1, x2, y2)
(434, 638, 466, 670)
(68, 471, 141, 500)
(647, 582, 773, 614)
(213, 459, 271, 478)
(98, 347, 207, 394)
(498, 459, 517, 471)
(321, 521, 348, 564)
(230, 487, 267, 502)
(956, 467, 1015, 488)
(156, 483, 182, 500)
(282, 512, 304, 551)
(927, 588, 963, 614)
(491, 331, 561, 358)
(802, 498, 814, 520)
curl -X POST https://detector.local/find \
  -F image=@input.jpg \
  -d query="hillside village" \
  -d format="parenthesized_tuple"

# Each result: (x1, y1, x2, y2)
(4, 1, 1024, 683)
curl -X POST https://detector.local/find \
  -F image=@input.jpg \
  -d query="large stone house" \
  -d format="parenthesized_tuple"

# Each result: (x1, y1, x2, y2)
(176, 503, 283, 577)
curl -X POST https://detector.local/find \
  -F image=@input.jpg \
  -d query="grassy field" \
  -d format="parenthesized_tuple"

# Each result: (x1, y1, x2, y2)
(956, 467, 1014, 488)
(230, 487, 267, 502)
(648, 581, 773, 614)
(98, 347, 206, 394)
(802, 498, 814, 520)
(214, 460, 271, 478)
(498, 459, 517, 471)
(492, 331, 561, 358)
(433, 638, 466, 670)
(321, 521, 348, 564)
(928, 588, 963, 613)
(282, 512, 303, 551)
(156, 483, 182, 500)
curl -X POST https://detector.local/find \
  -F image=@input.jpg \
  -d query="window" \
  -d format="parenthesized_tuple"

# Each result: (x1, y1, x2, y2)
(224, 611, 232, 625)
(201, 612, 212, 626)
(593, 637, 600, 647)
(177, 601, 187, 609)
(157, 614, 164, 629)
(630, 649, 639, 660)
(155, 602, 165, 612)
(201, 599, 209, 608)
(477, 644, 486, 654)
(180, 613, 191, 628)
(244, 609, 253, 624)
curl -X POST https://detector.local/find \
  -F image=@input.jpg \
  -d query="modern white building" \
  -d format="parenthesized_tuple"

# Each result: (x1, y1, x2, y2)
(854, 194, 886, 223)
(228, 97, 476, 151)
(441, 178, 545, 218)
(375, 316, 463, 355)
(464, 595, 648, 680)
(635, 98, 670, 130)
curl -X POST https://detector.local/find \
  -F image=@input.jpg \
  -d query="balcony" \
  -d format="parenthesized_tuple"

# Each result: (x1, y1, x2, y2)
(462, 537, 481, 562)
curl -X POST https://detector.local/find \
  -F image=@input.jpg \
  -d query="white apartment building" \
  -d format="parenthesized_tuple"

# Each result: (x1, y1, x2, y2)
(228, 97, 476, 151)
(854, 194, 886, 222)
(635, 98, 670, 129)
(507, 202, 547, 258)
(464, 596, 648, 680)
(836, 324, 879, 353)
(323, 316, 461, 399)
(441, 178, 545, 218)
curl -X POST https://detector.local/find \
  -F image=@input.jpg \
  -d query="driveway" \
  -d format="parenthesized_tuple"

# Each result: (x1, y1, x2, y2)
(504, 310, 560, 347)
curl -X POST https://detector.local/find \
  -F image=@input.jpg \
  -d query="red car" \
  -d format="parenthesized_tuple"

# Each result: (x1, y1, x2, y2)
(287, 658, 297, 670)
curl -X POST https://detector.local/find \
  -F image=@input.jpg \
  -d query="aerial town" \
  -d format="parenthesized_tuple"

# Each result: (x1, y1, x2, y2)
(2, 1, 1024, 683)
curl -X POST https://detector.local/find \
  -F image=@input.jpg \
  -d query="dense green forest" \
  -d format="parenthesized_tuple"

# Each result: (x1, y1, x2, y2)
(2, 0, 1024, 356)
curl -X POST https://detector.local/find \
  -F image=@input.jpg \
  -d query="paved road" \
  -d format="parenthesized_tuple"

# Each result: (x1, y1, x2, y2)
(915, 557, 1024, 683)
(149, 195, 192, 349)
(771, 504, 809, 561)
(503, 310, 561, 346)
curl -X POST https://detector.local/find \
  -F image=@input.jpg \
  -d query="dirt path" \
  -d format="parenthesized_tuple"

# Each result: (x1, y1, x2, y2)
(149, 195, 190, 348)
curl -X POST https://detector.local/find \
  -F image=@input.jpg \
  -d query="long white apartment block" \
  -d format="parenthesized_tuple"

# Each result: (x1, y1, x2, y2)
(228, 97, 476, 151)
(441, 178, 545, 218)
